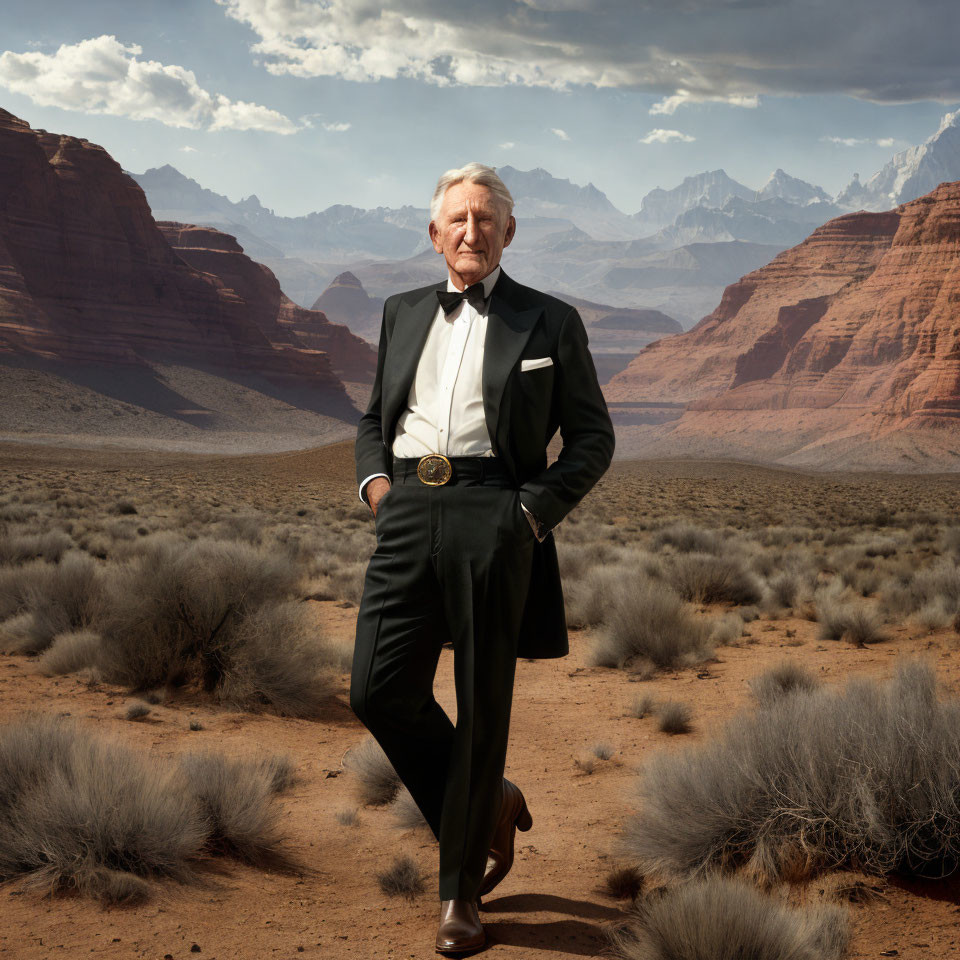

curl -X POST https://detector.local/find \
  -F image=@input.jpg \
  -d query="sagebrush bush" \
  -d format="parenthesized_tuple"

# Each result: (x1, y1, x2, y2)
(2, 550, 107, 655)
(216, 599, 333, 716)
(37, 629, 102, 676)
(657, 702, 692, 735)
(589, 579, 712, 671)
(622, 660, 960, 883)
(390, 787, 431, 833)
(344, 735, 401, 806)
(178, 751, 292, 866)
(815, 586, 887, 645)
(651, 523, 724, 555)
(95, 538, 331, 714)
(376, 853, 425, 899)
(605, 876, 849, 960)
(668, 552, 763, 605)
(748, 661, 820, 707)
(0, 713, 294, 903)
(0, 529, 74, 565)
(767, 571, 802, 609)
(565, 564, 624, 629)
(709, 612, 743, 646)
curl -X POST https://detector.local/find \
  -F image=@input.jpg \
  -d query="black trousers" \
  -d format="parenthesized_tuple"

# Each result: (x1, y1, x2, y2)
(349, 462, 536, 900)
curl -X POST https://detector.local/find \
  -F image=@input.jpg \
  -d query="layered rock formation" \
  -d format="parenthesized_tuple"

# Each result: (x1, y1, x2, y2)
(0, 107, 365, 446)
(606, 182, 960, 470)
(157, 224, 375, 383)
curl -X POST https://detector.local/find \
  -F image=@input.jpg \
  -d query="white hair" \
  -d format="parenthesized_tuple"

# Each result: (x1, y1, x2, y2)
(429, 162, 514, 225)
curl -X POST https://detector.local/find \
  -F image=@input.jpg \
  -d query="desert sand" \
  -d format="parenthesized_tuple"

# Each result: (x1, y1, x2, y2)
(1, 441, 959, 959)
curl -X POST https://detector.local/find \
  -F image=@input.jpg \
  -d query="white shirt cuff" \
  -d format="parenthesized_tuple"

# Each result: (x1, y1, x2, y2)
(359, 473, 390, 504)
(520, 500, 548, 542)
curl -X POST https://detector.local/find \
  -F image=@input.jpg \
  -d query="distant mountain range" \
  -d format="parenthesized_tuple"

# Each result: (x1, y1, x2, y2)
(836, 111, 960, 211)
(310, 270, 682, 384)
(131, 111, 960, 330)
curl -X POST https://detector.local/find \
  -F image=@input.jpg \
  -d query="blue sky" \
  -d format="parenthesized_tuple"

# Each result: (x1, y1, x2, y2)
(1, 1, 956, 217)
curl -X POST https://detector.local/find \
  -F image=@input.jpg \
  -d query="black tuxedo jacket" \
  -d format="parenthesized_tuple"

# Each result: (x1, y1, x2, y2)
(354, 266, 615, 659)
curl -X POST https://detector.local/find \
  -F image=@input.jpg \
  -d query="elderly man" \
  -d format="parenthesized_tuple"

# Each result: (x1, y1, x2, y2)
(350, 162, 614, 953)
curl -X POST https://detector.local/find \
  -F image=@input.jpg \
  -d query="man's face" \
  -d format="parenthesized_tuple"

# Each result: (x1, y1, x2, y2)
(429, 180, 516, 289)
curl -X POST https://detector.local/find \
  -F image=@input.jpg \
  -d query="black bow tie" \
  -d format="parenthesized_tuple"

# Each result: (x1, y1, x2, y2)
(436, 283, 487, 315)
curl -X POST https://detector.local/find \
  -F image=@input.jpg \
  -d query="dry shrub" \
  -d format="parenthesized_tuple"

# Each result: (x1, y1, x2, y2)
(748, 661, 820, 707)
(880, 559, 960, 619)
(815, 587, 888, 645)
(178, 751, 292, 867)
(0, 529, 74, 565)
(376, 853, 425, 899)
(590, 579, 712, 671)
(629, 693, 657, 719)
(912, 597, 956, 632)
(622, 660, 960, 883)
(343, 735, 401, 806)
(125, 701, 152, 721)
(326, 560, 367, 605)
(651, 523, 724, 555)
(766, 571, 802, 609)
(0, 563, 38, 620)
(668, 553, 763, 605)
(37, 629, 102, 676)
(605, 876, 848, 960)
(1, 551, 107, 655)
(657, 702, 692, 735)
(565, 565, 624, 629)
(390, 787, 431, 833)
(709, 612, 744, 646)
(216, 600, 334, 716)
(96, 538, 330, 715)
(0, 714, 291, 903)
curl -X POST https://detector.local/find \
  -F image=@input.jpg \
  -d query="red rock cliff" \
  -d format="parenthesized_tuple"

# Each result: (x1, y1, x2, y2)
(605, 183, 960, 469)
(157, 223, 376, 383)
(0, 108, 356, 409)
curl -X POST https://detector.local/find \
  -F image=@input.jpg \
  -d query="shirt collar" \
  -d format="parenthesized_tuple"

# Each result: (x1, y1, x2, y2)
(445, 263, 501, 299)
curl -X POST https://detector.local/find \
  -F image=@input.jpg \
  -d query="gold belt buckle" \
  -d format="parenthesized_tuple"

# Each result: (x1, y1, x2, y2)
(417, 454, 453, 485)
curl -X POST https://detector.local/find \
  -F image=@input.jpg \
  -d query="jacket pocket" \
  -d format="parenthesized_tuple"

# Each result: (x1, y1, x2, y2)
(520, 356, 553, 372)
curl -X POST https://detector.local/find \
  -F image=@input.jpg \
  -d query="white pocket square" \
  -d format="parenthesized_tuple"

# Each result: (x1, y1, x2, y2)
(520, 356, 553, 372)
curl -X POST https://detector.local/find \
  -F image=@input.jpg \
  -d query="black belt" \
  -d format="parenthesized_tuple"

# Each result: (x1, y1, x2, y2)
(392, 454, 515, 488)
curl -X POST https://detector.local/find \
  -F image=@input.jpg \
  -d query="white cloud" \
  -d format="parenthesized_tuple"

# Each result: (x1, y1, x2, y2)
(649, 88, 759, 115)
(499, 141, 516, 149)
(322, 121, 351, 132)
(213, 0, 960, 105)
(640, 128, 696, 144)
(550, 127, 570, 140)
(0, 35, 298, 133)
(821, 135, 899, 147)
(179, 145, 198, 152)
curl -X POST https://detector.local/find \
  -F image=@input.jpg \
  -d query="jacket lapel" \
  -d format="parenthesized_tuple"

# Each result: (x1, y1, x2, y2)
(482, 271, 543, 456)
(381, 284, 443, 445)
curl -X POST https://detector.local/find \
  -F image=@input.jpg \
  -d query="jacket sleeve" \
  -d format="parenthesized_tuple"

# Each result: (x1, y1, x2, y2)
(355, 298, 394, 498)
(519, 307, 615, 535)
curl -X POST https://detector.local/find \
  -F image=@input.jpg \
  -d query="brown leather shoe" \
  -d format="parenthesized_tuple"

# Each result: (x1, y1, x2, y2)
(435, 897, 485, 954)
(477, 777, 533, 900)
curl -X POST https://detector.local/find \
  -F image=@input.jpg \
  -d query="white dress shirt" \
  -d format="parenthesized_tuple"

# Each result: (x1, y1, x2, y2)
(358, 264, 544, 539)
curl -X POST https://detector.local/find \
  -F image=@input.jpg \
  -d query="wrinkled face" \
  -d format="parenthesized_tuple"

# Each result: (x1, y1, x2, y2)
(428, 180, 516, 289)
